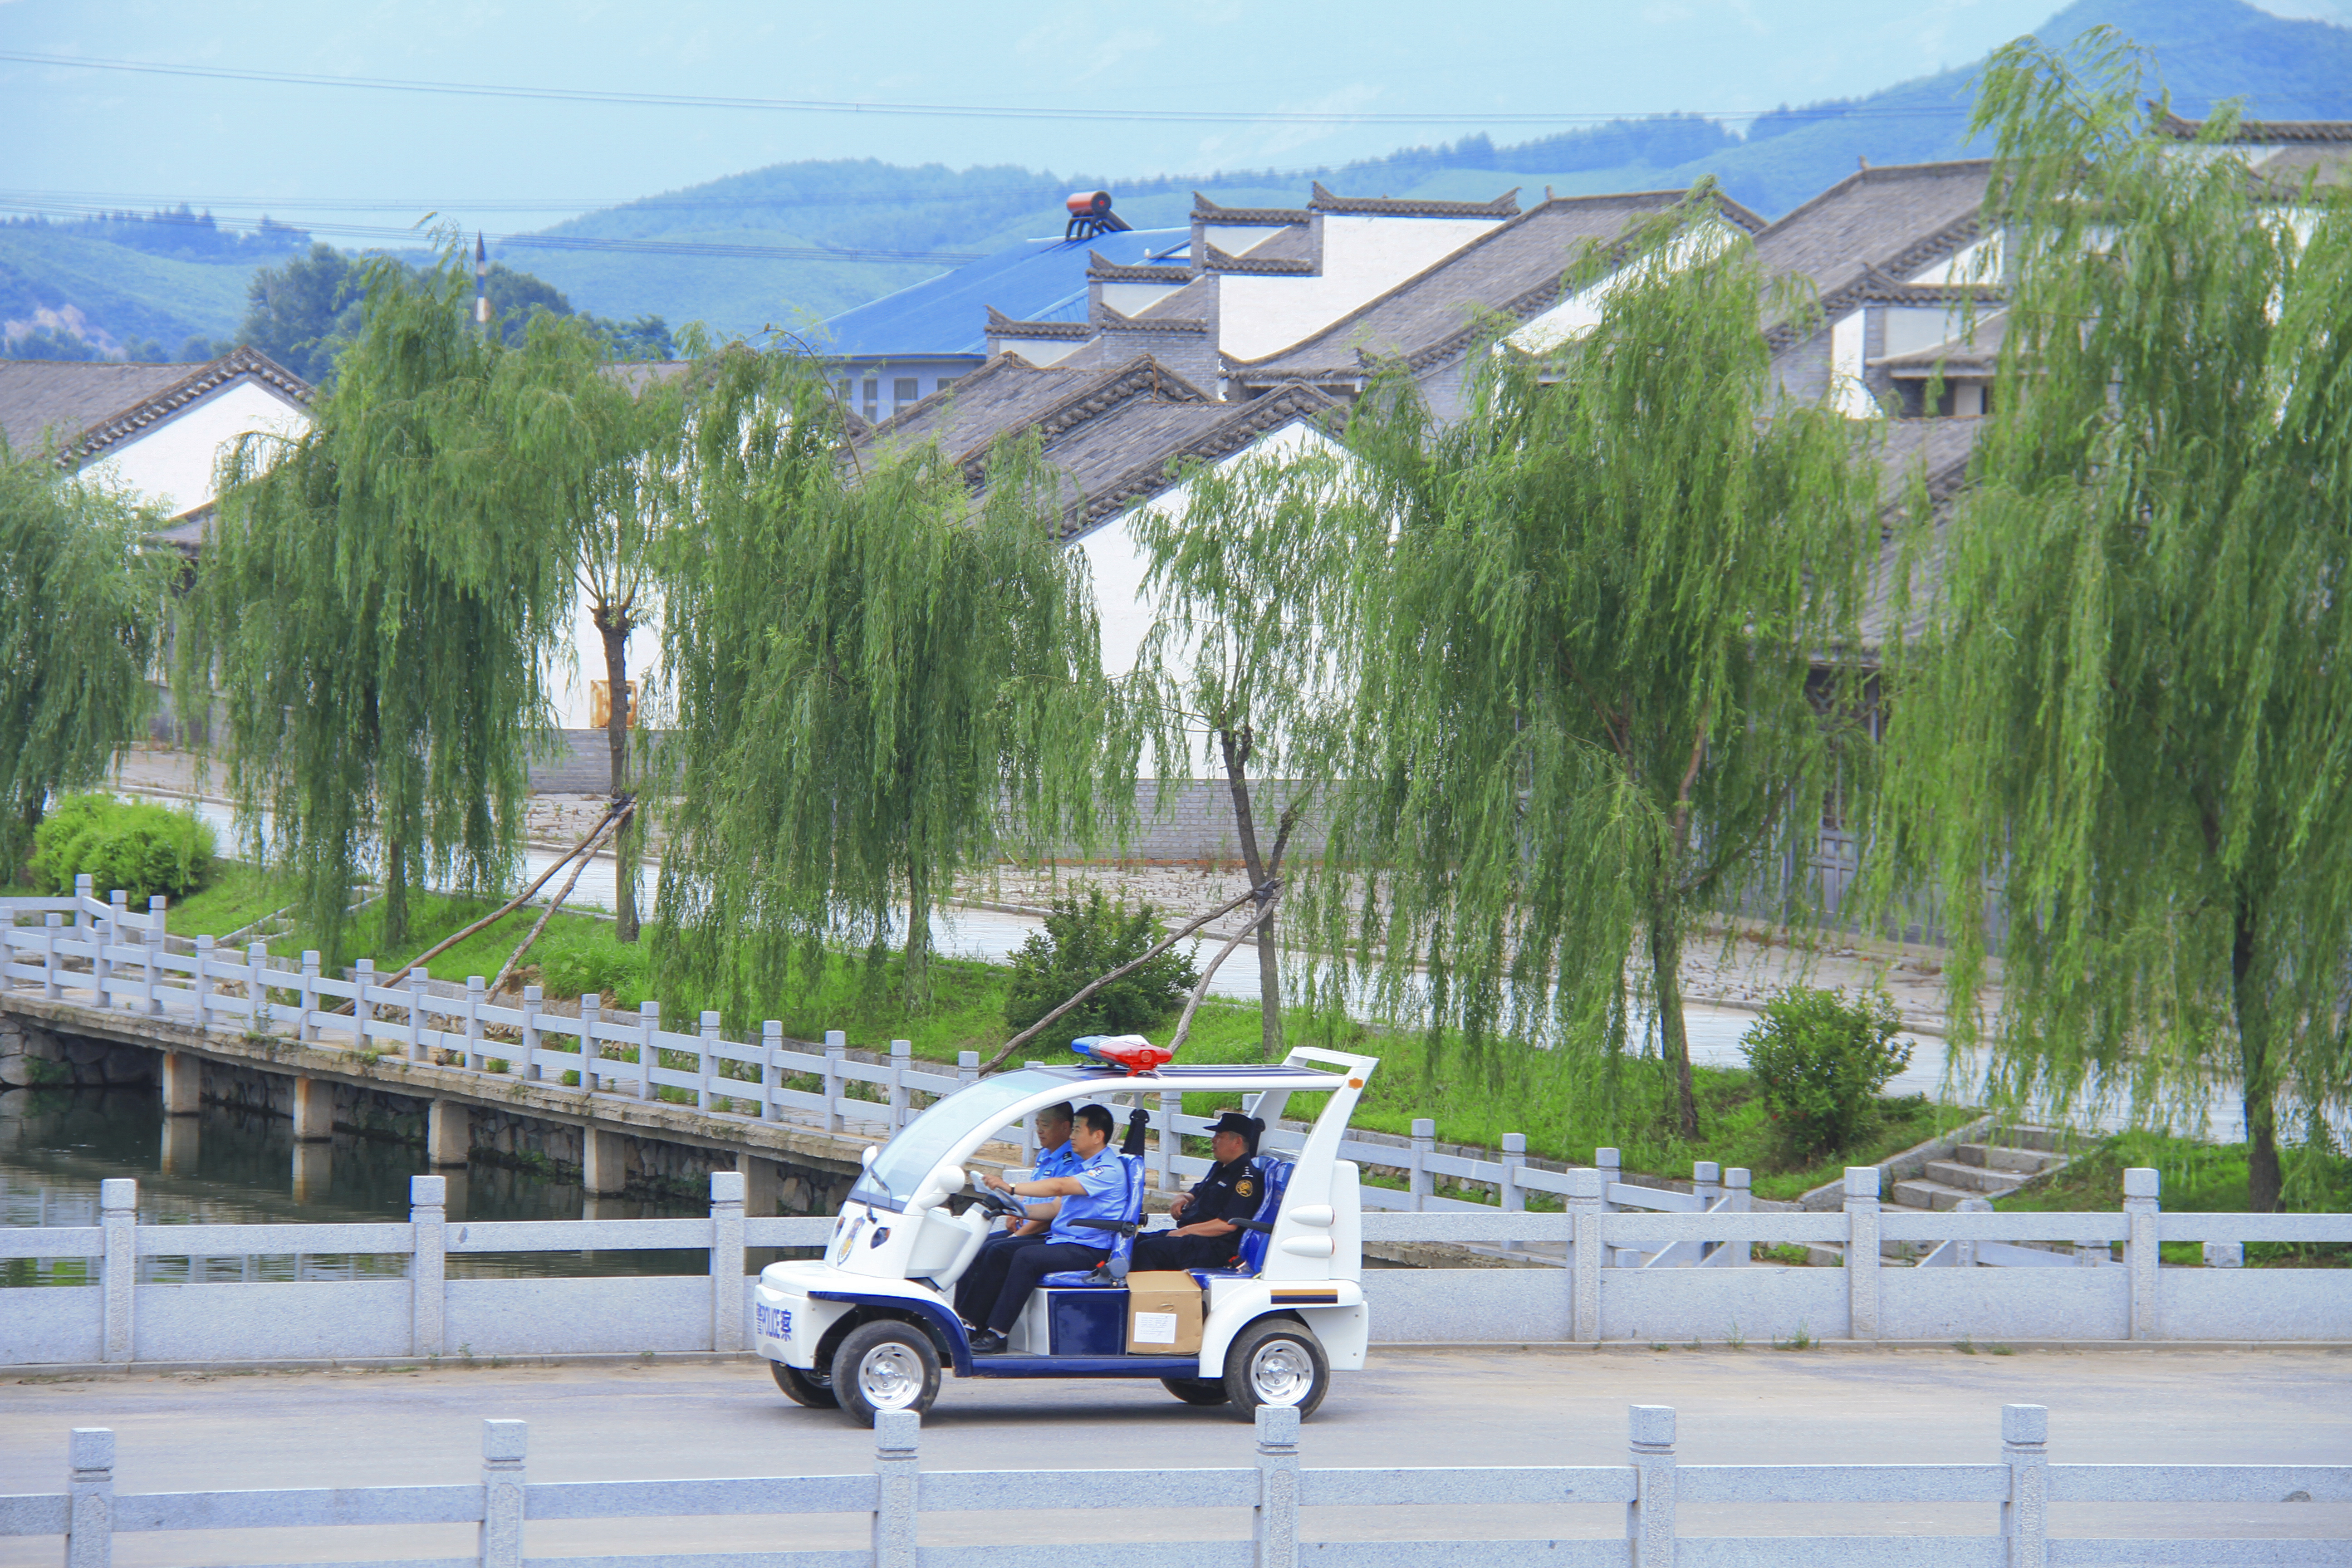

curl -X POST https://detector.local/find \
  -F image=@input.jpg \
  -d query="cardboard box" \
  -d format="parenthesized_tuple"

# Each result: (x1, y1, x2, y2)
(1124, 1270, 1205, 1354)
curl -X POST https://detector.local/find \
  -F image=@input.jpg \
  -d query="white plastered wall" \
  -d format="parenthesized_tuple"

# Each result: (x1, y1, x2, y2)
(1218, 215, 1504, 362)
(1505, 216, 1748, 356)
(1829, 311, 1877, 419)
(79, 380, 310, 519)
(1906, 233, 2003, 286)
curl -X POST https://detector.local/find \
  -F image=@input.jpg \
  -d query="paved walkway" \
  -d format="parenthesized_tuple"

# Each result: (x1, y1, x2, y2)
(3, 1348, 2343, 1563)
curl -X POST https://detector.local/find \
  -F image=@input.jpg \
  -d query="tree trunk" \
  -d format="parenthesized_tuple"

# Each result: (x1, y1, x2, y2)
(904, 858, 932, 1013)
(597, 607, 638, 943)
(1218, 726, 1283, 1062)
(1649, 911, 1700, 1139)
(2231, 896, 2282, 1212)
(384, 837, 409, 950)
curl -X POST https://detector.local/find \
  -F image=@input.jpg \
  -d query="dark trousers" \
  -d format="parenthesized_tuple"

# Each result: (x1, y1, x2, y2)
(985, 1241, 1106, 1333)
(955, 1231, 1042, 1323)
(1132, 1230, 1238, 1274)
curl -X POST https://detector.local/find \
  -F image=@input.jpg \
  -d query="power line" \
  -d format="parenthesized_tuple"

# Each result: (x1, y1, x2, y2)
(0, 49, 1972, 128)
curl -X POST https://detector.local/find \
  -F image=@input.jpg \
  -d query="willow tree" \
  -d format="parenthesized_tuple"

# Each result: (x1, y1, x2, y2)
(656, 347, 1118, 1017)
(1130, 442, 1370, 1059)
(1321, 194, 1878, 1136)
(1865, 36, 2352, 1210)
(179, 251, 577, 960)
(0, 451, 172, 879)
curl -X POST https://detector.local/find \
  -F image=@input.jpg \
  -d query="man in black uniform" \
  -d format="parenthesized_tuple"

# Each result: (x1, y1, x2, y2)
(1130, 1111, 1266, 1273)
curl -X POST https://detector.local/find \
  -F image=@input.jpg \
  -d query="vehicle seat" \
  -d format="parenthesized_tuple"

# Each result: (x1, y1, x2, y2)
(1190, 1156, 1293, 1279)
(1039, 1152, 1147, 1287)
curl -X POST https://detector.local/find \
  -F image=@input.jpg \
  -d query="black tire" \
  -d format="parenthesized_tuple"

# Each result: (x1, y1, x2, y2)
(1223, 1318, 1329, 1421)
(769, 1357, 838, 1409)
(1161, 1376, 1231, 1406)
(830, 1319, 943, 1426)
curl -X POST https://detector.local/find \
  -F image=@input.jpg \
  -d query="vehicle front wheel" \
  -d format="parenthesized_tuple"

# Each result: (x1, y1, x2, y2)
(769, 1357, 838, 1409)
(1161, 1376, 1231, 1406)
(1223, 1318, 1329, 1421)
(830, 1320, 942, 1426)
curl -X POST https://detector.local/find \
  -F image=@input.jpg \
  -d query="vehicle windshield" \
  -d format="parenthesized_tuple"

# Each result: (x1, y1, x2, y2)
(849, 1068, 1070, 1211)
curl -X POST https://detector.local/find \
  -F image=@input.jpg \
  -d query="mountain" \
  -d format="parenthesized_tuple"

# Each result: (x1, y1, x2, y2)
(8, 0, 2349, 359)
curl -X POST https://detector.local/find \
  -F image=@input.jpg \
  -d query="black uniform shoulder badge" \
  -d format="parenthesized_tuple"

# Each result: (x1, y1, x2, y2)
(1235, 1177, 1255, 1197)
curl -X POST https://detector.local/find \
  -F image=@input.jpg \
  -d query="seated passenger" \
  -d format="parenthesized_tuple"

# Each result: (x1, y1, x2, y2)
(965, 1103, 1130, 1353)
(952, 1102, 1076, 1325)
(1131, 1111, 1265, 1273)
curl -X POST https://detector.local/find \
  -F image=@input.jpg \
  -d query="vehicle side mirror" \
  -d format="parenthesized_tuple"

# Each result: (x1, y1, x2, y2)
(861, 1145, 878, 1169)
(916, 1165, 965, 1209)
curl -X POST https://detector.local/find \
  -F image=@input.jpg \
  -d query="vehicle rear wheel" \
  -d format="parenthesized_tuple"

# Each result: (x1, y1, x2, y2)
(770, 1357, 838, 1409)
(1222, 1318, 1329, 1421)
(1161, 1376, 1231, 1406)
(830, 1319, 942, 1426)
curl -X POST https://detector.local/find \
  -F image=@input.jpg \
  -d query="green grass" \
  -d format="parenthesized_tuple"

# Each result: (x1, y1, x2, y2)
(1995, 1129, 2350, 1267)
(162, 862, 297, 941)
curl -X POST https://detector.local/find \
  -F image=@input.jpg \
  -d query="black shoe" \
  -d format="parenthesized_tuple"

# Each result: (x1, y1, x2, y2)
(967, 1328, 1009, 1354)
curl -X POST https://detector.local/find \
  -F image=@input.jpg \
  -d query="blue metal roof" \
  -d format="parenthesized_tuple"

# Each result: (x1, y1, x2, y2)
(820, 227, 1190, 361)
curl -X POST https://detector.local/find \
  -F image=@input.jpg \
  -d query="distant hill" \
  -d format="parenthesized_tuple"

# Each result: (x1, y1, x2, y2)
(8, 0, 2349, 358)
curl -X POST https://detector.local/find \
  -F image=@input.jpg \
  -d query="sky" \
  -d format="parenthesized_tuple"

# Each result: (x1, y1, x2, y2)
(5, 0, 2348, 237)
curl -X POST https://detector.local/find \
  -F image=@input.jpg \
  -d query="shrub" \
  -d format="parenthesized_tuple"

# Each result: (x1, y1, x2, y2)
(1004, 888, 1200, 1039)
(33, 793, 215, 905)
(539, 927, 650, 1008)
(1738, 986, 1912, 1157)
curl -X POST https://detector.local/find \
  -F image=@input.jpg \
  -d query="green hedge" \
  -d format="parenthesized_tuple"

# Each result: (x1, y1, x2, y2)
(33, 794, 215, 906)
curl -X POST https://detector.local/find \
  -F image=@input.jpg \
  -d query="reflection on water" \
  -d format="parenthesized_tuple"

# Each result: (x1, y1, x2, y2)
(0, 1086, 712, 1284)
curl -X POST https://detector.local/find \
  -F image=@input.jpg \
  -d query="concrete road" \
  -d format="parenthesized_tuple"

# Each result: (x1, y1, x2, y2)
(3, 1348, 2346, 1564)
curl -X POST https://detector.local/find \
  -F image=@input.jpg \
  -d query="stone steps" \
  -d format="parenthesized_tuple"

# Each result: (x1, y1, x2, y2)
(1798, 1127, 2078, 1265)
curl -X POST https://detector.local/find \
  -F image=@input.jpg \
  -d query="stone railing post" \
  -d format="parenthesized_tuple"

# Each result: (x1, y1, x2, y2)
(1691, 1161, 1722, 1266)
(465, 976, 487, 1070)
(823, 1029, 846, 1132)
(2124, 1166, 2160, 1341)
(192, 935, 215, 1033)
(1253, 1403, 1300, 1568)
(44, 910, 65, 1000)
(579, 993, 601, 1091)
(1720, 1168, 1752, 1266)
(956, 1049, 979, 1092)
(889, 1039, 911, 1129)
(698, 1010, 722, 1111)
(1626, 1405, 1676, 1568)
(1568, 1166, 1603, 1342)
(245, 942, 272, 1034)
(1156, 1090, 1181, 1191)
(480, 1419, 526, 1568)
(1596, 1147, 1622, 1211)
(74, 872, 94, 926)
(407, 966, 431, 1060)
(710, 1170, 746, 1352)
(762, 1021, 784, 1121)
(872, 1409, 920, 1568)
(637, 1000, 659, 1100)
(1408, 1119, 1436, 1210)
(411, 1174, 446, 1357)
(95, 890, 122, 1009)
(1844, 1166, 1881, 1341)
(299, 950, 321, 1042)
(1955, 1196, 1990, 1267)
(1499, 1132, 1526, 1254)
(353, 958, 377, 1049)
(100, 1178, 136, 1364)
(521, 986, 543, 1081)
(2002, 1404, 2049, 1568)
(141, 895, 166, 1016)
(65, 1427, 114, 1568)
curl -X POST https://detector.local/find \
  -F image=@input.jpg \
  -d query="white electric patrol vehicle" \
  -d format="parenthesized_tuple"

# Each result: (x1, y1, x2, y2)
(751, 1045, 1376, 1425)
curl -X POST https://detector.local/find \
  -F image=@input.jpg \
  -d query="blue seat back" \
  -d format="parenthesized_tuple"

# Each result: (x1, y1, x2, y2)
(1232, 1156, 1294, 1277)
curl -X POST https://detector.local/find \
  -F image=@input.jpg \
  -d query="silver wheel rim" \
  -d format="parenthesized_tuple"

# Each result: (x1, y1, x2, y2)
(858, 1343, 925, 1410)
(1249, 1339, 1314, 1405)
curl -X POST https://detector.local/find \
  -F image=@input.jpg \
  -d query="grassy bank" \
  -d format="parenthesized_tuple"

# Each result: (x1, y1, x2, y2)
(1995, 1130, 2350, 1266)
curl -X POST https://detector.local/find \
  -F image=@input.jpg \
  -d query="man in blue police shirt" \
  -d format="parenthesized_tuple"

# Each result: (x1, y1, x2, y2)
(951, 1102, 1076, 1324)
(1130, 1111, 1264, 1273)
(965, 1103, 1129, 1353)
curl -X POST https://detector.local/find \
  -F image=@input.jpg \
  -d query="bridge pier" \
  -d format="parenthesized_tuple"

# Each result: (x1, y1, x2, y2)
(584, 1127, 628, 1195)
(291, 1076, 334, 1142)
(738, 1152, 781, 1218)
(427, 1100, 470, 1167)
(160, 1052, 201, 1117)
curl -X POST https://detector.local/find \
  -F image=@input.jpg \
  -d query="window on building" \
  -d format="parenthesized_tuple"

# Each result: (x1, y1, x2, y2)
(893, 378, 919, 404)
(936, 376, 959, 393)
(589, 680, 639, 730)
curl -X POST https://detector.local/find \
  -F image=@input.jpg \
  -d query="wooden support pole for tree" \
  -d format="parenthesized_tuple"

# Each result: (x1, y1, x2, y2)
(1166, 886, 1283, 1056)
(488, 800, 633, 998)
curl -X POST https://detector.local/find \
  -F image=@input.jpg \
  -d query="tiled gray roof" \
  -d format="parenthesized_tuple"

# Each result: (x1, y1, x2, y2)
(1191, 194, 1312, 225)
(1017, 380, 1343, 536)
(2155, 112, 2352, 143)
(857, 353, 1216, 483)
(1309, 182, 1519, 218)
(1227, 189, 1714, 380)
(0, 348, 311, 463)
(1087, 251, 1193, 284)
(1203, 243, 1317, 275)
(1752, 160, 1993, 307)
(985, 307, 1093, 341)
(1854, 417, 1984, 655)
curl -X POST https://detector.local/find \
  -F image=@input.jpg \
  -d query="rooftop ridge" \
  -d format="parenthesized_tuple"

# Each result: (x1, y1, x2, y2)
(985, 306, 1094, 340)
(951, 356, 1215, 483)
(1064, 382, 1342, 535)
(46, 347, 312, 466)
(1754, 157, 1995, 249)
(1086, 250, 1196, 284)
(1309, 181, 1519, 218)
(1191, 192, 1313, 225)
(2155, 110, 2352, 144)
(1201, 242, 1318, 276)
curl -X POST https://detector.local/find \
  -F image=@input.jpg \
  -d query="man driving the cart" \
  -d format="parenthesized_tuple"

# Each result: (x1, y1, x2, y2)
(962, 1102, 1128, 1352)
(1131, 1111, 1265, 1273)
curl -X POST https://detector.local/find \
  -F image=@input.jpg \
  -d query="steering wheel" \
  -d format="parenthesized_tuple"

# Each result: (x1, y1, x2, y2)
(970, 1177, 1028, 1222)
